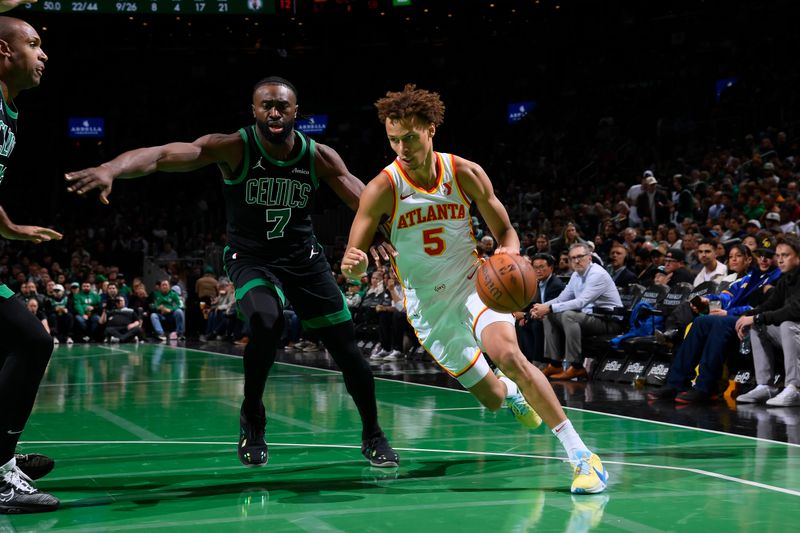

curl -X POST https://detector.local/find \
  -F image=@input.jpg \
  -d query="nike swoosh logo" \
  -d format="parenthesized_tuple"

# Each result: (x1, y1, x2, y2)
(400, 193, 414, 200)
(593, 467, 608, 483)
(6, 429, 22, 435)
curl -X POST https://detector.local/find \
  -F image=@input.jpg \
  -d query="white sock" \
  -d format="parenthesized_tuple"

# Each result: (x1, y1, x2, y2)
(497, 375, 519, 398)
(552, 419, 590, 460)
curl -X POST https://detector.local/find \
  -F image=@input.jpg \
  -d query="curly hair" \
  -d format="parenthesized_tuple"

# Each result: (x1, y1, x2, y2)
(374, 84, 445, 126)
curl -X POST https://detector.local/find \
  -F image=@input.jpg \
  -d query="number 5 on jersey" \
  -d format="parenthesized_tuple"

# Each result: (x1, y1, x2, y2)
(422, 227, 446, 256)
(266, 208, 292, 239)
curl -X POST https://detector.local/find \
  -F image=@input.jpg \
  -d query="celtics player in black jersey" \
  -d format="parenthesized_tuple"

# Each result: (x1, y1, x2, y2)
(66, 77, 399, 469)
(0, 8, 61, 514)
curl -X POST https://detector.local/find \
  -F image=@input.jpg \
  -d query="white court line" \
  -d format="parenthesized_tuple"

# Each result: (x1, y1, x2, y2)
(88, 407, 164, 441)
(18, 439, 800, 498)
(184, 346, 800, 450)
(272, 350, 800, 448)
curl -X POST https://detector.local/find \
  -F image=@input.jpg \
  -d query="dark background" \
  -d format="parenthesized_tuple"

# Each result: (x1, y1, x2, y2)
(4, 0, 799, 252)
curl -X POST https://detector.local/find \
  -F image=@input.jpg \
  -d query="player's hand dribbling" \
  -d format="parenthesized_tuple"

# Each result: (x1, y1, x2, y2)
(65, 165, 115, 205)
(342, 247, 368, 280)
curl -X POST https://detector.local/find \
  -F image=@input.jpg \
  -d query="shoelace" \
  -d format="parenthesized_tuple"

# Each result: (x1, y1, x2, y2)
(3, 467, 36, 494)
(508, 394, 529, 415)
(573, 459, 591, 476)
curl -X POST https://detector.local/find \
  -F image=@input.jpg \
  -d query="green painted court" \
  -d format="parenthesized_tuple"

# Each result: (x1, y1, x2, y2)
(5, 344, 799, 532)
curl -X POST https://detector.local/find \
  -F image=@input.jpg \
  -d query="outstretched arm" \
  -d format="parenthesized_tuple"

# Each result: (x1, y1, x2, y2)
(315, 143, 364, 212)
(0, 205, 62, 243)
(341, 174, 394, 280)
(65, 132, 242, 204)
(456, 156, 520, 254)
(0, 0, 36, 13)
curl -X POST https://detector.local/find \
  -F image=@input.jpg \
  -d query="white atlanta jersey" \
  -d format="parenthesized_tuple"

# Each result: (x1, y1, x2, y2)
(382, 152, 513, 387)
(383, 152, 478, 290)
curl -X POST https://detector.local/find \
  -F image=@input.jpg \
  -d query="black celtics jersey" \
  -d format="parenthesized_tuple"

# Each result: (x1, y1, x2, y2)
(0, 91, 18, 187)
(224, 126, 319, 261)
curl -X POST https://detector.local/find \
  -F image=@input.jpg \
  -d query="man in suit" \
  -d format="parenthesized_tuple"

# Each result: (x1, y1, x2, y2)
(516, 253, 565, 365)
(607, 244, 638, 287)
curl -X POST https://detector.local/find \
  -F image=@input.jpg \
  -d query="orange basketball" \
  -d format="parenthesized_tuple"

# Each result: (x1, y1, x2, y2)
(475, 254, 537, 313)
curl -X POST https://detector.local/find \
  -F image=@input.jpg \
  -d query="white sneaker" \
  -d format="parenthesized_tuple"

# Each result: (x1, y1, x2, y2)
(157, 335, 167, 343)
(52, 337, 59, 345)
(66, 337, 74, 345)
(110, 336, 120, 343)
(766, 385, 800, 407)
(371, 349, 390, 360)
(133, 336, 140, 344)
(736, 384, 778, 404)
(383, 350, 403, 361)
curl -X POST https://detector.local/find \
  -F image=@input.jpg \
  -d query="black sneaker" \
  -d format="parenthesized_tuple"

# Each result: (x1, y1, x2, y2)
(675, 388, 717, 404)
(646, 386, 679, 401)
(14, 454, 54, 481)
(361, 435, 399, 468)
(0, 462, 60, 514)
(238, 404, 268, 467)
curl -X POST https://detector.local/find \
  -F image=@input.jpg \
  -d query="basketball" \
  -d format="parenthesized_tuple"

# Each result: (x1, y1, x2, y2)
(474, 253, 537, 313)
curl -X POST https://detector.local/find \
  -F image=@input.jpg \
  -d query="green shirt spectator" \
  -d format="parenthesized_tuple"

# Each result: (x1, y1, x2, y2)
(73, 282, 101, 317)
(151, 284, 184, 313)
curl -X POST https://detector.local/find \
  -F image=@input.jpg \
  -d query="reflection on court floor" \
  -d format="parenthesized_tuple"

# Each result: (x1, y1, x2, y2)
(6, 344, 800, 532)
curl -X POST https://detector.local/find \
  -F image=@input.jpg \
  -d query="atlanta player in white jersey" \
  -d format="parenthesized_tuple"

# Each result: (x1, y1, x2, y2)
(341, 85, 607, 494)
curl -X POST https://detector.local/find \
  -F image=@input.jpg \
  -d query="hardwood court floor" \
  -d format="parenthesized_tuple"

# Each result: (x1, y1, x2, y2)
(6, 343, 800, 532)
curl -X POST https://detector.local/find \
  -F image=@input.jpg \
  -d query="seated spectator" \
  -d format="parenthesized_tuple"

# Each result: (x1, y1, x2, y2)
(101, 282, 125, 310)
(649, 242, 781, 402)
(73, 281, 102, 342)
(555, 250, 571, 277)
(204, 279, 236, 340)
(637, 248, 663, 286)
(681, 232, 701, 272)
(20, 280, 44, 308)
(658, 248, 694, 287)
(723, 241, 755, 283)
(693, 239, 728, 286)
(26, 298, 51, 337)
(532, 243, 623, 380)
(45, 283, 74, 345)
(359, 269, 392, 357)
(101, 296, 144, 343)
(280, 302, 302, 350)
(529, 233, 552, 257)
(478, 235, 495, 258)
(344, 279, 363, 310)
(517, 252, 565, 365)
(550, 222, 586, 258)
(150, 279, 186, 341)
(735, 236, 800, 406)
(606, 244, 637, 287)
(373, 271, 406, 360)
(196, 266, 219, 304)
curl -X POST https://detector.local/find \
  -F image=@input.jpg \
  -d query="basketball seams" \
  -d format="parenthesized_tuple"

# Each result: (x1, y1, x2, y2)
(488, 255, 518, 313)
(475, 254, 536, 313)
